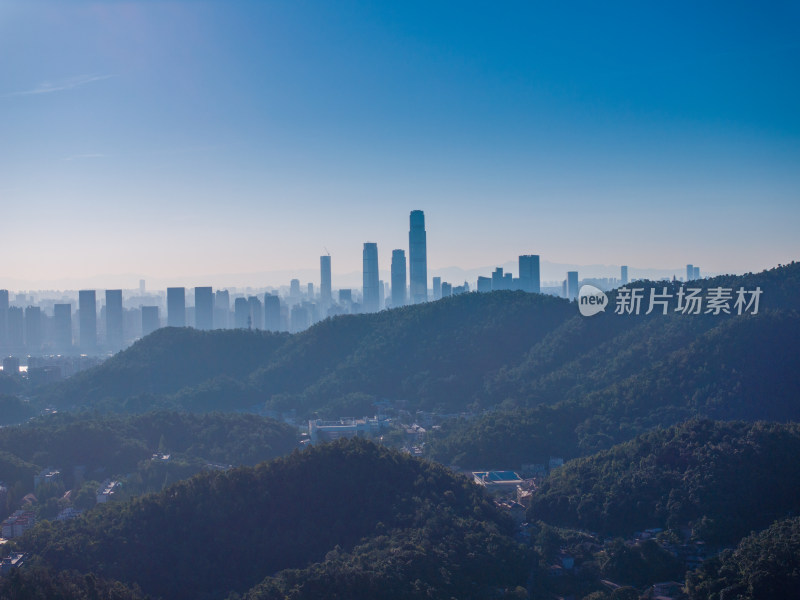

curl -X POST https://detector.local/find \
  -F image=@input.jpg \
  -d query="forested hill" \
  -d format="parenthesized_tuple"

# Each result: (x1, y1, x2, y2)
(687, 515, 800, 599)
(38, 290, 575, 413)
(529, 419, 800, 544)
(16, 438, 529, 600)
(35, 261, 800, 422)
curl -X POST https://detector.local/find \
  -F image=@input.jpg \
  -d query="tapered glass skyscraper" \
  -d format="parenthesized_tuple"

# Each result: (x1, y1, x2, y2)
(409, 210, 427, 304)
(362, 242, 380, 313)
(320, 255, 332, 307)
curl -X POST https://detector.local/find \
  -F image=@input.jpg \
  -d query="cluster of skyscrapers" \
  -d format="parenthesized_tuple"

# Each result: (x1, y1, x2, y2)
(1, 209, 703, 367)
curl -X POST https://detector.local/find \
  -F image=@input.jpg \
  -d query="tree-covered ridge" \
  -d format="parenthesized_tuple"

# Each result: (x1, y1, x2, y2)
(530, 420, 800, 544)
(0, 567, 146, 600)
(0, 411, 299, 519)
(0, 411, 298, 475)
(687, 516, 800, 600)
(17, 438, 529, 600)
(427, 306, 800, 466)
(34, 289, 575, 414)
(42, 326, 290, 407)
(32, 263, 800, 424)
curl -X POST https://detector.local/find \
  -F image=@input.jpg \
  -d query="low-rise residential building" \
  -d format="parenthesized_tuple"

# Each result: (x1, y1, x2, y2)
(33, 468, 61, 490)
(96, 480, 119, 504)
(1, 511, 35, 539)
(0, 552, 25, 575)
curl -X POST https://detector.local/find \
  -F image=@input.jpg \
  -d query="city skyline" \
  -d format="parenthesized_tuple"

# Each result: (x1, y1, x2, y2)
(1, 2, 798, 285)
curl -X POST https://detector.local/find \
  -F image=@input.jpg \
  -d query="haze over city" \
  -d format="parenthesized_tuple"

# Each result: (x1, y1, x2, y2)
(2, 1, 799, 289)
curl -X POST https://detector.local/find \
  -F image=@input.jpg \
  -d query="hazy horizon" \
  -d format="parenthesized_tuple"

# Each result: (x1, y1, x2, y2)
(2, 2, 798, 285)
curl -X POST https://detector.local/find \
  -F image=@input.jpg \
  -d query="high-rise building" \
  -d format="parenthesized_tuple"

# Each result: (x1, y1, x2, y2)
(693, 266, 700, 280)
(492, 267, 505, 291)
(0, 289, 8, 347)
(53, 303, 72, 350)
(24, 306, 42, 351)
(390, 249, 407, 308)
(105, 290, 123, 350)
(686, 264, 694, 282)
(441, 282, 452, 297)
(7, 307, 23, 349)
(214, 290, 230, 329)
(248, 296, 263, 330)
(477, 276, 492, 293)
(290, 279, 301, 299)
(167, 287, 186, 327)
(291, 305, 310, 333)
(307, 283, 314, 300)
(409, 210, 427, 303)
(338, 289, 352, 304)
(79, 290, 97, 351)
(519, 255, 541, 293)
(320, 255, 332, 307)
(234, 298, 249, 329)
(621, 265, 629, 286)
(432, 277, 442, 300)
(141, 306, 160, 337)
(567, 271, 579, 301)
(194, 287, 214, 330)
(264, 294, 281, 331)
(362, 242, 380, 313)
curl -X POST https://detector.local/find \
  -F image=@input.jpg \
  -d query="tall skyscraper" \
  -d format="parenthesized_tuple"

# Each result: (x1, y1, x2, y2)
(432, 277, 442, 300)
(362, 242, 380, 313)
(390, 249, 407, 308)
(7, 307, 23, 349)
(290, 305, 310, 333)
(53, 303, 72, 350)
(79, 290, 97, 351)
(566, 271, 579, 301)
(105, 290, 123, 350)
(492, 267, 505, 291)
(167, 287, 186, 327)
(290, 279, 301, 299)
(621, 265, 629, 285)
(24, 306, 42, 351)
(409, 210, 428, 304)
(320, 255, 332, 307)
(194, 287, 214, 330)
(248, 296, 263, 329)
(693, 266, 700, 280)
(214, 290, 230, 329)
(233, 298, 249, 329)
(264, 294, 281, 331)
(141, 306, 160, 337)
(0, 289, 8, 347)
(519, 255, 541, 293)
(686, 264, 694, 282)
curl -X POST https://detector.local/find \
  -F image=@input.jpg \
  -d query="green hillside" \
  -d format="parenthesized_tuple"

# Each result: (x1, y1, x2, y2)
(530, 420, 800, 544)
(16, 438, 529, 600)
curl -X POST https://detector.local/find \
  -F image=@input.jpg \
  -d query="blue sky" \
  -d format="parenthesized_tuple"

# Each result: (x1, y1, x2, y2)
(1, 1, 798, 287)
